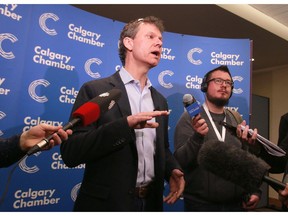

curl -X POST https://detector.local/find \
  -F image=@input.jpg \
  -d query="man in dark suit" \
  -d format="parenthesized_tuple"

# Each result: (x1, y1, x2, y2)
(60, 16, 185, 211)
(0, 124, 71, 167)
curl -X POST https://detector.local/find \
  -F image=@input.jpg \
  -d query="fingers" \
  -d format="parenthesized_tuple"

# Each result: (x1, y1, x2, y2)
(145, 110, 170, 117)
(163, 191, 180, 204)
(57, 128, 70, 141)
(145, 122, 159, 128)
(164, 169, 185, 204)
(47, 128, 71, 148)
(192, 115, 208, 136)
(237, 121, 257, 144)
(50, 133, 62, 146)
(39, 123, 62, 132)
(127, 110, 169, 129)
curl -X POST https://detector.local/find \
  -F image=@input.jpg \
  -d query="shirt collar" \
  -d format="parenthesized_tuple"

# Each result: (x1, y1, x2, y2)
(119, 67, 152, 88)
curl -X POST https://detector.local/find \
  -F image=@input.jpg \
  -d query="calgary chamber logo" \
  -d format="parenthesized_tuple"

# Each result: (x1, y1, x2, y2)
(33, 46, 75, 71)
(0, 4, 22, 21)
(68, 24, 105, 48)
(185, 75, 202, 90)
(13, 187, 60, 209)
(28, 79, 78, 104)
(158, 70, 174, 89)
(59, 86, 78, 104)
(84, 58, 102, 78)
(39, 13, 59, 36)
(0, 77, 11, 96)
(210, 52, 244, 66)
(161, 47, 175, 61)
(187, 48, 203, 65)
(187, 48, 245, 67)
(0, 33, 18, 59)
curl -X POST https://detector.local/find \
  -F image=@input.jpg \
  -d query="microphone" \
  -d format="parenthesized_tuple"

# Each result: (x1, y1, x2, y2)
(183, 94, 201, 118)
(219, 121, 286, 157)
(26, 89, 122, 156)
(197, 140, 286, 192)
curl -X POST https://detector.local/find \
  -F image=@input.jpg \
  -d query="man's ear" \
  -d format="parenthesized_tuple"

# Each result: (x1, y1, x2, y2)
(123, 37, 133, 51)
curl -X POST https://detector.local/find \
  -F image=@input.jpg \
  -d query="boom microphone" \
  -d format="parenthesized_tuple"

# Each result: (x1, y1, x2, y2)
(26, 89, 122, 156)
(183, 94, 201, 118)
(197, 140, 286, 192)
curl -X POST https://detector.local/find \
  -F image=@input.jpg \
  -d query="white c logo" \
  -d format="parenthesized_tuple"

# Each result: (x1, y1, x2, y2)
(158, 70, 174, 89)
(187, 48, 203, 65)
(0, 33, 18, 59)
(0, 111, 6, 136)
(28, 79, 50, 103)
(84, 58, 102, 78)
(19, 152, 41, 173)
(39, 13, 59, 36)
(71, 183, 81, 202)
(232, 76, 244, 94)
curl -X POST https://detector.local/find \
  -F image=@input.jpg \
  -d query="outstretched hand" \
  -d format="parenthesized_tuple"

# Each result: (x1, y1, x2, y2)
(127, 110, 169, 129)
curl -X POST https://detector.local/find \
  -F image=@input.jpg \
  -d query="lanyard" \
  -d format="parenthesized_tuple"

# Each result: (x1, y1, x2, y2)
(203, 103, 226, 142)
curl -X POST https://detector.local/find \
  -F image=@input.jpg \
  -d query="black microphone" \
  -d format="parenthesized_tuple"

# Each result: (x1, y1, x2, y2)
(197, 140, 286, 192)
(26, 89, 122, 156)
(182, 94, 201, 118)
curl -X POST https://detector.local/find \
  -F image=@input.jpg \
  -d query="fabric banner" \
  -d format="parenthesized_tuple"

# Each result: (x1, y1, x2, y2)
(0, 4, 251, 211)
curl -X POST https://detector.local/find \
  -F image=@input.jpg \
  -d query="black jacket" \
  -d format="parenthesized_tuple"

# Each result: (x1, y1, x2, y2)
(60, 71, 181, 211)
(0, 135, 25, 168)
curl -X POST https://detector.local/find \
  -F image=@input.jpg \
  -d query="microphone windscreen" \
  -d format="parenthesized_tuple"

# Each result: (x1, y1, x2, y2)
(72, 89, 122, 126)
(197, 140, 271, 191)
(183, 94, 195, 107)
(72, 102, 100, 126)
(183, 93, 201, 117)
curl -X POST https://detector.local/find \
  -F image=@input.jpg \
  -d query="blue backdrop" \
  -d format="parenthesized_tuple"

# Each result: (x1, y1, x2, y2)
(0, 4, 251, 211)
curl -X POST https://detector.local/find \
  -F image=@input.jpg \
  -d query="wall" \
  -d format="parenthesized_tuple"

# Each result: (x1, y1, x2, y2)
(252, 64, 288, 200)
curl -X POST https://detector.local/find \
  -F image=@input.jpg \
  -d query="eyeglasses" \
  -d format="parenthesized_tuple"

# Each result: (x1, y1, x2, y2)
(207, 78, 234, 87)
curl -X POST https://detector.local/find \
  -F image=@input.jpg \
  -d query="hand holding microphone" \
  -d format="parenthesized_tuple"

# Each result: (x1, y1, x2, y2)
(183, 94, 208, 136)
(19, 124, 72, 153)
(26, 89, 122, 156)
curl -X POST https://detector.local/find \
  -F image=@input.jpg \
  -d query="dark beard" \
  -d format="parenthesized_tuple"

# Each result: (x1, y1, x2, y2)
(207, 94, 229, 107)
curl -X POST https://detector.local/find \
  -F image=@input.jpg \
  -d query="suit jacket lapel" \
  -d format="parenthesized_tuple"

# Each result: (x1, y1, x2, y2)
(150, 87, 161, 112)
(109, 72, 132, 117)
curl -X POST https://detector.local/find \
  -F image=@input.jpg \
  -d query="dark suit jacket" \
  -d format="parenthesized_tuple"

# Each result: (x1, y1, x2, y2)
(60, 71, 181, 211)
(0, 135, 25, 168)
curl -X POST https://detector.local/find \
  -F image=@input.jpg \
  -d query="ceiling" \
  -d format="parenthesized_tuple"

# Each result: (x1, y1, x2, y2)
(72, 4, 288, 73)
